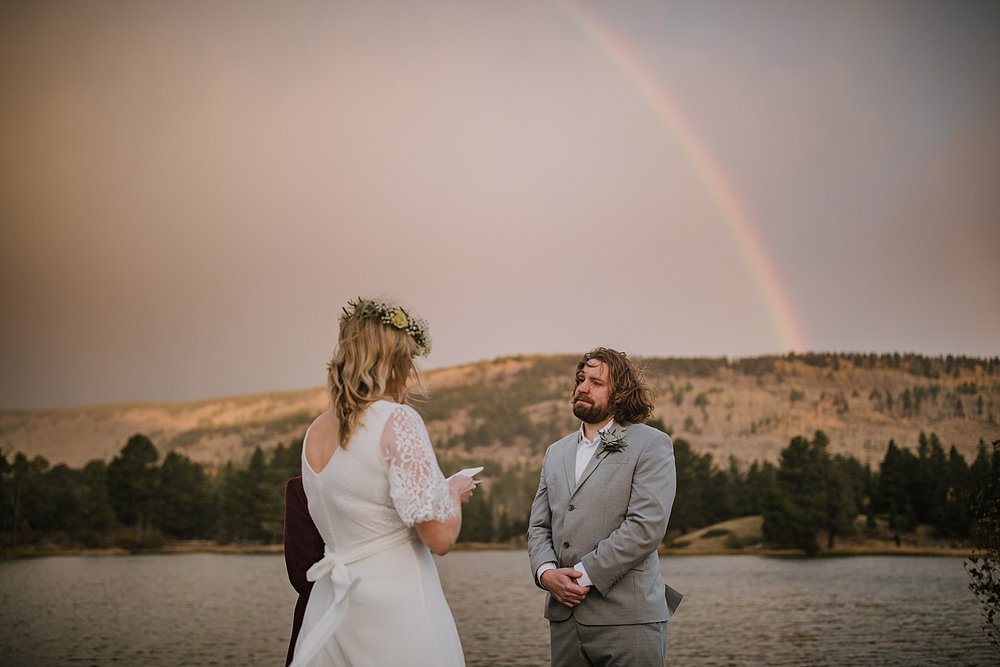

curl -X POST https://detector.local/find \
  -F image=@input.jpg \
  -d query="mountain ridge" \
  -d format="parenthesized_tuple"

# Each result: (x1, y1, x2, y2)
(2, 353, 997, 468)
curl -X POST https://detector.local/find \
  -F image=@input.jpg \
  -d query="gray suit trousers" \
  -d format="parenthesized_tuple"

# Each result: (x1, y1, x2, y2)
(550, 616, 667, 667)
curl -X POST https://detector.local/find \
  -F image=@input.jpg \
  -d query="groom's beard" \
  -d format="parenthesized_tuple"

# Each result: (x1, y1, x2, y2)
(572, 395, 612, 424)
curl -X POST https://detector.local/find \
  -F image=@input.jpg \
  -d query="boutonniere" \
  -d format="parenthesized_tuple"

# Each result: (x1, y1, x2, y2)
(598, 428, 628, 457)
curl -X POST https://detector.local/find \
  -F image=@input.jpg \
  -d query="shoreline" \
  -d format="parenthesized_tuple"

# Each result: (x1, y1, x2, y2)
(660, 546, 975, 558)
(2, 541, 975, 560)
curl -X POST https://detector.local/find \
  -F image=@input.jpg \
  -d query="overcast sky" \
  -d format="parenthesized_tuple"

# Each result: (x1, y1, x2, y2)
(1, 0, 998, 410)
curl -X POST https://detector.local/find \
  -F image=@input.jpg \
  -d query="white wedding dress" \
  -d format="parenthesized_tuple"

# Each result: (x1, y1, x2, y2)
(291, 400, 465, 667)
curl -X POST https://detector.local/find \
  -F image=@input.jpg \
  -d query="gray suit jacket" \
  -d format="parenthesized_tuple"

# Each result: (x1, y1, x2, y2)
(527, 422, 681, 625)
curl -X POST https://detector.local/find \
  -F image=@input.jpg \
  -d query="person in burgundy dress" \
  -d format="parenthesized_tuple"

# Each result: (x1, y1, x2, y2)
(283, 475, 325, 666)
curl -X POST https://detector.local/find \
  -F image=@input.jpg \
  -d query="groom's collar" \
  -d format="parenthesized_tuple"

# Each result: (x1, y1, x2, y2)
(577, 420, 617, 446)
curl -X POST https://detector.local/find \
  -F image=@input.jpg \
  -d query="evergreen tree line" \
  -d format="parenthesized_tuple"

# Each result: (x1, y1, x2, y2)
(642, 351, 1000, 380)
(669, 425, 997, 556)
(2, 428, 997, 554)
(0, 433, 301, 549)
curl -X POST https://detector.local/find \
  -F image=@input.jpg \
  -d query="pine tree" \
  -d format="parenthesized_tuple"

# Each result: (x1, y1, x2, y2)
(159, 451, 215, 539)
(79, 460, 117, 545)
(762, 433, 830, 555)
(107, 434, 160, 530)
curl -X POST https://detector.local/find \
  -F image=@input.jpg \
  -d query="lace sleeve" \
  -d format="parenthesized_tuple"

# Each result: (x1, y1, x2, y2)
(382, 404, 457, 526)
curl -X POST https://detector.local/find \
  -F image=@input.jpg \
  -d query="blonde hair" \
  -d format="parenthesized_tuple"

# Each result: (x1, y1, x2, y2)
(327, 306, 424, 447)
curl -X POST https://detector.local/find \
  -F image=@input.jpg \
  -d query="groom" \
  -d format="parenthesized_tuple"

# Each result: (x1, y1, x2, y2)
(528, 347, 681, 666)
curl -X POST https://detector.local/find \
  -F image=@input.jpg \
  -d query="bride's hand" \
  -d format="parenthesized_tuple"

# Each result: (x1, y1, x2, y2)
(448, 474, 475, 504)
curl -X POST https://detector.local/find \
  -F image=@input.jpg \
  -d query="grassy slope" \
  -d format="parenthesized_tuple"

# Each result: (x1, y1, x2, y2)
(664, 514, 973, 556)
(1, 353, 997, 469)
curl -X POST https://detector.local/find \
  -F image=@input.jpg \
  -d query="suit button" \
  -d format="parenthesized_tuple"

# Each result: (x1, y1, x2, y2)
(562, 542, 570, 549)
(568, 505, 575, 511)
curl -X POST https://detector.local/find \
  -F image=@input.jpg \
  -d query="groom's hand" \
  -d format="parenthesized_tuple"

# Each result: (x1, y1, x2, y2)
(539, 567, 590, 608)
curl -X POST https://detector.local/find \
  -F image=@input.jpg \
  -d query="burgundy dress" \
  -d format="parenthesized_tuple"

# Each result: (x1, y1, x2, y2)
(284, 476, 325, 666)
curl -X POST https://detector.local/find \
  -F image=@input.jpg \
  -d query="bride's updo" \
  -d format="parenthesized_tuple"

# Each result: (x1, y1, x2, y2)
(327, 298, 431, 447)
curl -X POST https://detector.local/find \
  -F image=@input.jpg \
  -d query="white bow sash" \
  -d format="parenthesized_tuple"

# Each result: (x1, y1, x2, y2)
(290, 526, 417, 667)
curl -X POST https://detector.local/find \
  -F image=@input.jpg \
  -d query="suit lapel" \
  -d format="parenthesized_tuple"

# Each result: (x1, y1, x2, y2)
(571, 446, 604, 498)
(562, 436, 577, 494)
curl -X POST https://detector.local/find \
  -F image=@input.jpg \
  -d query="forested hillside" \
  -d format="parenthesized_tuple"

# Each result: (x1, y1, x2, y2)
(2, 353, 998, 553)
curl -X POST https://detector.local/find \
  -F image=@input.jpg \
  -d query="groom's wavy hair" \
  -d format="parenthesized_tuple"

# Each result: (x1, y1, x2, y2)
(327, 304, 426, 447)
(575, 347, 654, 425)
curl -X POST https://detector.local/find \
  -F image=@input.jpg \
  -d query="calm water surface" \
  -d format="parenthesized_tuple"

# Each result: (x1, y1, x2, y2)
(0, 552, 994, 666)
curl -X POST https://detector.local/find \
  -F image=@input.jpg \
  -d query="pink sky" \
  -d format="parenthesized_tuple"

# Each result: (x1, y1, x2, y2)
(1, 1, 998, 409)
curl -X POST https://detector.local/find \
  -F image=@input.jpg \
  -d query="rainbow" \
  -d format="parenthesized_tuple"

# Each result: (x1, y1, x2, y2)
(556, 0, 807, 353)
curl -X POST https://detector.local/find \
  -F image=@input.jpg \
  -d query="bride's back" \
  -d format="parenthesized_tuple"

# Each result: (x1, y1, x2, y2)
(301, 400, 406, 549)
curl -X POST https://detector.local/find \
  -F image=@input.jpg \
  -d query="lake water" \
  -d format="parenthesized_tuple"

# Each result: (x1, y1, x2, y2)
(0, 552, 994, 666)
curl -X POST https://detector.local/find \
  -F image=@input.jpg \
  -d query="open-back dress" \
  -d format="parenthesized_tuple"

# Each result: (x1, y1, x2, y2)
(290, 400, 465, 667)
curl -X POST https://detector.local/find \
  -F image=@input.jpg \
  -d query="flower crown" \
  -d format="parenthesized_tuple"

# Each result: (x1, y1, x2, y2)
(340, 298, 432, 356)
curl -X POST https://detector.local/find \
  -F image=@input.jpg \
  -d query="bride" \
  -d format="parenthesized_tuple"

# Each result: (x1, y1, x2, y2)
(290, 298, 475, 667)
